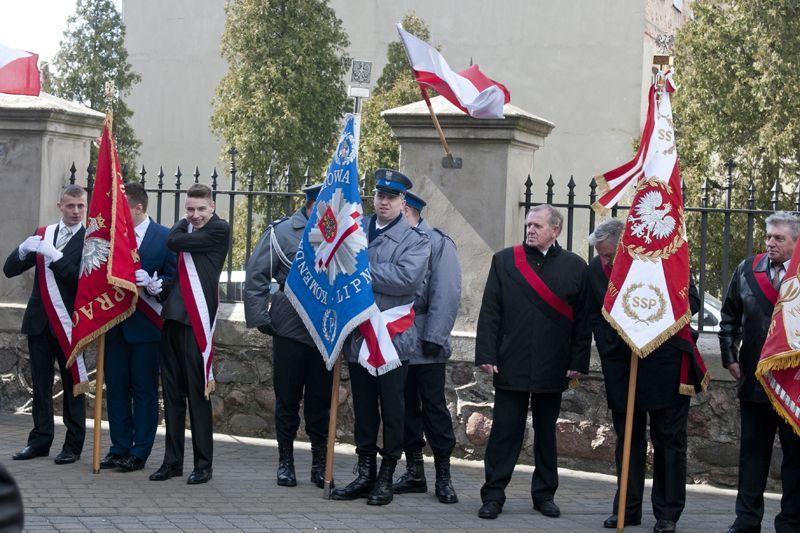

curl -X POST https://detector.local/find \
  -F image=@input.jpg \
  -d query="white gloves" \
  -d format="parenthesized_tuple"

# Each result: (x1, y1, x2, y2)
(37, 240, 63, 262)
(135, 269, 151, 286)
(136, 269, 163, 296)
(18, 236, 42, 258)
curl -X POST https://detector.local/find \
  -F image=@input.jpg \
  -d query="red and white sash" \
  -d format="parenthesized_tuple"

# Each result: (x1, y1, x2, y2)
(35, 224, 90, 393)
(512, 245, 574, 322)
(177, 226, 217, 396)
(358, 302, 415, 375)
(136, 293, 163, 329)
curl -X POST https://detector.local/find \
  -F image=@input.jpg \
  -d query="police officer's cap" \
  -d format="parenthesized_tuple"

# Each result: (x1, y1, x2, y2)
(405, 191, 426, 213)
(302, 183, 323, 202)
(374, 168, 413, 196)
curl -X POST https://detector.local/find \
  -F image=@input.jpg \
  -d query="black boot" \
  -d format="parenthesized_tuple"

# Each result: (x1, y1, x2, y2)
(433, 454, 458, 503)
(330, 454, 376, 500)
(276, 441, 296, 487)
(310, 442, 326, 489)
(392, 450, 427, 494)
(367, 458, 398, 506)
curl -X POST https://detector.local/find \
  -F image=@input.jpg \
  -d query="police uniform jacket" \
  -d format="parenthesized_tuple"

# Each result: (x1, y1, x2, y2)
(243, 208, 314, 346)
(409, 219, 461, 365)
(475, 242, 591, 393)
(345, 214, 430, 363)
(719, 254, 775, 404)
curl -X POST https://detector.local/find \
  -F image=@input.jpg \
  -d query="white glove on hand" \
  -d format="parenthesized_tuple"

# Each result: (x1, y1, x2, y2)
(37, 240, 63, 262)
(135, 269, 151, 287)
(145, 271, 163, 296)
(18, 236, 43, 257)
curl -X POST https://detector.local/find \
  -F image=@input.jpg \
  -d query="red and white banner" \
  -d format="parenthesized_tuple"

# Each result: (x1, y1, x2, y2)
(358, 302, 415, 375)
(594, 72, 690, 357)
(177, 229, 217, 397)
(396, 23, 510, 119)
(0, 43, 40, 96)
(757, 248, 800, 437)
(35, 224, 90, 393)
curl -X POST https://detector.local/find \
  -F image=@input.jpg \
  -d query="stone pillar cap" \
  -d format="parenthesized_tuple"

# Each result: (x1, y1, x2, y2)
(0, 92, 105, 121)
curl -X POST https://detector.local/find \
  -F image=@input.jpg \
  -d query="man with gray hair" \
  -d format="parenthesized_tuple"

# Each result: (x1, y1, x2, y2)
(720, 211, 800, 533)
(475, 204, 591, 520)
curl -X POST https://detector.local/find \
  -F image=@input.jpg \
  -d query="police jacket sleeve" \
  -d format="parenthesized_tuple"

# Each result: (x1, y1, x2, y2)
(167, 218, 230, 253)
(424, 236, 461, 346)
(568, 265, 592, 374)
(719, 262, 744, 368)
(370, 233, 431, 296)
(475, 254, 503, 366)
(243, 228, 278, 328)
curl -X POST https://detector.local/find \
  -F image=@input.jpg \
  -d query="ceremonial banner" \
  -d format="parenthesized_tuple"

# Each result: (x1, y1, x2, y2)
(593, 72, 691, 357)
(757, 247, 800, 436)
(0, 42, 40, 96)
(68, 116, 139, 388)
(286, 114, 378, 369)
(358, 303, 415, 376)
(396, 23, 510, 119)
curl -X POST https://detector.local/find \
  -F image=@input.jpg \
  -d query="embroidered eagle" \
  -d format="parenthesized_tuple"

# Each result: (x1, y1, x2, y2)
(630, 190, 676, 244)
(80, 237, 111, 277)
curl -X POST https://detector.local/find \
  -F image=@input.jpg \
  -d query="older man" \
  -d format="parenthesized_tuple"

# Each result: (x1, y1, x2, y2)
(720, 212, 800, 533)
(475, 204, 591, 520)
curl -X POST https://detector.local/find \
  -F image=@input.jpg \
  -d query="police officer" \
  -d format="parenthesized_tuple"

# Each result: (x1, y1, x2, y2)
(244, 184, 332, 489)
(332, 169, 430, 506)
(393, 192, 461, 504)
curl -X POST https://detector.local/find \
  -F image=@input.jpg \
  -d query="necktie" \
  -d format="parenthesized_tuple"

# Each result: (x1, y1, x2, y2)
(56, 226, 72, 250)
(771, 264, 784, 291)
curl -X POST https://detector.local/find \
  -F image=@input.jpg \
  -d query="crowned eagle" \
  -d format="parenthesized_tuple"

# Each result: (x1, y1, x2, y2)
(629, 190, 676, 244)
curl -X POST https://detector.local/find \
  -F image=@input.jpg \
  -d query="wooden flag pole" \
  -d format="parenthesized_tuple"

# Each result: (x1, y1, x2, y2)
(420, 87, 456, 167)
(92, 334, 106, 474)
(323, 357, 343, 499)
(616, 353, 640, 532)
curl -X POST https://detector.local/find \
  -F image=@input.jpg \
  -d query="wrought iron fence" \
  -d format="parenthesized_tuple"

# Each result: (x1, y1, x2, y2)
(520, 167, 800, 332)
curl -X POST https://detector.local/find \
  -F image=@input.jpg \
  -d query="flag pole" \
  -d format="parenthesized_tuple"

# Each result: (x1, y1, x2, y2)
(323, 357, 342, 499)
(616, 353, 639, 532)
(92, 334, 106, 474)
(420, 87, 456, 167)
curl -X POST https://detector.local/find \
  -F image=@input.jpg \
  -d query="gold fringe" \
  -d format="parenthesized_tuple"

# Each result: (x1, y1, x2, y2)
(700, 370, 711, 392)
(568, 378, 580, 389)
(592, 200, 611, 217)
(756, 350, 800, 375)
(67, 303, 136, 368)
(594, 174, 610, 194)
(679, 383, 696, 397)
(73, 380, 92, 397)
(204, 380, 216, 399)
(756, 372, 800, 438)
(601, 307, 691, 358)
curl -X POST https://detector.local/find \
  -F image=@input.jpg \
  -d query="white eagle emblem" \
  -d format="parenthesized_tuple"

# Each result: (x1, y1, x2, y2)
(80, 237, 110, 277)
(629, 190, 676, 244)
(309, 188, 367, 284)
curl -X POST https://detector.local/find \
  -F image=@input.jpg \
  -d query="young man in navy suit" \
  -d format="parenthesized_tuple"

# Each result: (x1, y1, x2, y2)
(100, 182, 176, 472)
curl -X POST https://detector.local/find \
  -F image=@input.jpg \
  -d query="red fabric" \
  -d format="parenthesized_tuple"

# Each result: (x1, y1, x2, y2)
(358, 306, 415, 370)
(752, 253, 779, 305)
(0, 53, 40, 96)
(414, 64, 510, 116)
(512, 245, 574, 322)
(676, 325, 707, 393)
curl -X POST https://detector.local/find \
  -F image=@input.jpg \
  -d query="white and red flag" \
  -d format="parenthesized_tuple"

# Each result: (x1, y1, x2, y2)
(68, 115, 139, 392)
(358, 302, 415, 375)
(594, 72, 691, 356)
(0, 43, 40, 96)
(396, 23, 510, 119)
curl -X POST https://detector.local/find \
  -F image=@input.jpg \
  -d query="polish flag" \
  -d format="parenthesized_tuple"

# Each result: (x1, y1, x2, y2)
(0, 43, 40, 96)
(396, 23, 510, 119)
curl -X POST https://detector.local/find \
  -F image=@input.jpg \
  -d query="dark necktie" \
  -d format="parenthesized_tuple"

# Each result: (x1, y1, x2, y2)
(771, 263, 785, 290)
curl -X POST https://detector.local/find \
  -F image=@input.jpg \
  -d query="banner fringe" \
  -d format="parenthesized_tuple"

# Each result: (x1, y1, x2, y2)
(360, 355, 403, 376)
(67, 304, 136, 368)
(204, 380, 216, 399)
(601, 307, 691, 359)
(73, 380, 92, 397)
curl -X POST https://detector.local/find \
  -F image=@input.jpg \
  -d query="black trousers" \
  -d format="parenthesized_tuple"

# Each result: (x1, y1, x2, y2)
(402, 362, 456, 457)
(160, 320, 213, 470)
(481, 389, 562, 505)
(348, 362, 407, 460)
(26, 330, 85, 455)
(272, 335, 332, 445)
(735, 400, 800, 532)
(611, 397, 689, 522)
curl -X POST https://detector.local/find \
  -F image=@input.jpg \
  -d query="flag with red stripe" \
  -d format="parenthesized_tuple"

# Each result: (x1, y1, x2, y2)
(0, 42, 40, 96)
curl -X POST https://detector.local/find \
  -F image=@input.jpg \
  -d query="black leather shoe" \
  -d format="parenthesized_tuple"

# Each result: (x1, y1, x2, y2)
(277, 442, 296, 487)
(310, 442, 326, 489)
(99, 454, 122, 469)
(478, 501, 503, 519)
(117, 455, 146, 472)
(187, 468, 212, 485)
(604, 514, 642, 528)
(12, 446, 46, 461)
(725, 525, 760, 533)
(393, 450, 427, 494)
(331, 454, 377, 500)
(534, 499, 561, 518)
(433, 454, 458, 504)
(149, 463, 183, 481)
(366, 458, 397, 506)
(54, 451, 80, 464)
(653, 519, 677, 533)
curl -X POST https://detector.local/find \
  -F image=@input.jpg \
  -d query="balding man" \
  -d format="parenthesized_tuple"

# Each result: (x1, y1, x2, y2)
(720, 212, 800, 533)
(475, 204, 591, 520)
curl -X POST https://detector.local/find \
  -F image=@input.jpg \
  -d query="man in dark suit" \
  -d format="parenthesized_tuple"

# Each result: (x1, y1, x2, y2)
(149, 184, 230, 485)
(99, 182, 176, 472)
(3, 184, 87, 464)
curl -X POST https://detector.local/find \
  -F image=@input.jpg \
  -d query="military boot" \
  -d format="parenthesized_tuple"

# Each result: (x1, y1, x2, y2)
(276, 441, 296, 487)
(433, 454, 458, 503)
(367, 457, 398, 506)
(310, 442, 326, 489)
(392, 449, 427, 494)
(330, 454, 376, 500)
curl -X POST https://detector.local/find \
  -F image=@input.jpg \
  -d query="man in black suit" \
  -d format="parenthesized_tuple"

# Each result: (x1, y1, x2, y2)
(149, 184, 230, 485)
(3, 184, 87, 465)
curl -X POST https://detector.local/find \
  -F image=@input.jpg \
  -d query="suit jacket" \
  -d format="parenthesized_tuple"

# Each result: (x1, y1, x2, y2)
(3, 224, 85, 337)
(107, 218, 176, 344)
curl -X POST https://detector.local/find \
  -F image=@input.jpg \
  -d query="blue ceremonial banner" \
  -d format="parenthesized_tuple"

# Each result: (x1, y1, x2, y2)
(285, 114, 378, 368)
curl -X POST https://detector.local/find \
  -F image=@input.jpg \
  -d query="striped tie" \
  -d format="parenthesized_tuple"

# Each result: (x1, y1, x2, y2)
(56, 226, 72, 251)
